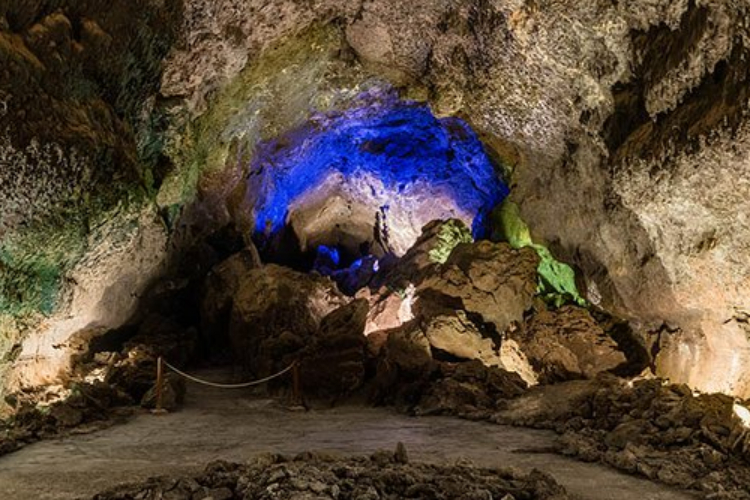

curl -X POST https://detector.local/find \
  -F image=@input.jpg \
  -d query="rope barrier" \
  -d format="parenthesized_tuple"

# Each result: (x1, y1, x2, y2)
(161, 359, 298, 389)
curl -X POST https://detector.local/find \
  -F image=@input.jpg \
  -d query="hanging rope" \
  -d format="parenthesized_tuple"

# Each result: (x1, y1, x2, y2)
(161, 359, 297, 389)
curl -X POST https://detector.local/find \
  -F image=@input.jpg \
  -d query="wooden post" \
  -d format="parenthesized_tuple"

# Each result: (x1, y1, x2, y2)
(292, 361, 301, 405)
(152, 356, 168, 415)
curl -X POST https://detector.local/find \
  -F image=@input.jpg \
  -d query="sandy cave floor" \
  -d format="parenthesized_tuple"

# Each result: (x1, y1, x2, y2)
(0, 373, 698, 500)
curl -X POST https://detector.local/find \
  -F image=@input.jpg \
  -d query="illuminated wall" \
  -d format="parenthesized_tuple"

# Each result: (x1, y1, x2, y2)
(247, 95, 509, 257)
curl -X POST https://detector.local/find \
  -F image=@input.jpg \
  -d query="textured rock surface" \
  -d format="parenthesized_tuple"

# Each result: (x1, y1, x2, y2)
(2, 0, 750, 399)
(513, 305, 628, 384)
(495, 377, 750, 499)
(299, 299, 369, 400)
(417, 241, 540, 334)
(229, 265, 348, 378)
(92, 450, 569, 500)
(200, 245, 262, 355)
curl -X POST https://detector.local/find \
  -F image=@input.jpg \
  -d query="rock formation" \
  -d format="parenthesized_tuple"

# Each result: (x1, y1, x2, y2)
(2, 2, 750, 496)
(2, 0, 749, 398)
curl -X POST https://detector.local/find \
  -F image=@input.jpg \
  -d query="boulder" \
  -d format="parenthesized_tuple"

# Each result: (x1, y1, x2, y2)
(360, 285, 417, 337)
(229, 265, 348, 377)
(300, 299, 369, 400)
(416, 360, 528, 416)
(423, 311, 503, 366)
(514, 306, 627, 383)
(417, 241, 539, 334)
(371, 219, 472, 291)
(370, 322, 434, 406)
(200, 245, 262, 354)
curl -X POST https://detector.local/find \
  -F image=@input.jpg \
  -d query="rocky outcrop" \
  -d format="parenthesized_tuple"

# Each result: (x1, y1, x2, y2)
(513, 306, 628, 384)
(229, 265, 349, 378)
(200, 245, 262, 355)
(496, 376, 750, 498)
(415, 360, 528, 418)
(0, 381, 132, 458)
(423, 311, 503, 366)
(417, 241, 539, 334)
(299, 299, 369, 400)
(369, 320, 528, 416)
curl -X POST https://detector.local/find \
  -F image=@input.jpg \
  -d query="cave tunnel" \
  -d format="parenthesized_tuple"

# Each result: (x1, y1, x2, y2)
(2, 1, 750, 497)
(247, 95, 509, 288)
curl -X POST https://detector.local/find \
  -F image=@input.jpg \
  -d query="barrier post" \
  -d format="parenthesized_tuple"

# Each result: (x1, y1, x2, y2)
(292, 361, 301, 404)
(152, 356, 168, 415)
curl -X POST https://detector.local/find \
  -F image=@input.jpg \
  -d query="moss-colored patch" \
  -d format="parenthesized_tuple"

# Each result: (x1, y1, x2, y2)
(495, 201, 586, 307)
(160, 24, 367, 210)
(428, 220, 474, 264)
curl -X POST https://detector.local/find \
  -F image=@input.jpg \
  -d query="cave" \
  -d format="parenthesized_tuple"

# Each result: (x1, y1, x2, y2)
(248, 95, 508, 281)
(2, 1, 750, 499)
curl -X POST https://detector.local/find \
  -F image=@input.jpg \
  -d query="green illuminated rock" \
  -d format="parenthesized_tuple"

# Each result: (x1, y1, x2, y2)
(428, 219, 474, 264)
(495, 202, 586, 308)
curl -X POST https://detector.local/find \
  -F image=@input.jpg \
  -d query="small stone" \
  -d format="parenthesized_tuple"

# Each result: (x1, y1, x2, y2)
(394, 442, 409, 464)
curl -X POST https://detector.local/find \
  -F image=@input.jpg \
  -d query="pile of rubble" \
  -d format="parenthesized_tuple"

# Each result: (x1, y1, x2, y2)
(94, 445, 569, 500)
(0, 312, 196, 457)
(0, 381, 132, 457)
(495, 375, 750, 498)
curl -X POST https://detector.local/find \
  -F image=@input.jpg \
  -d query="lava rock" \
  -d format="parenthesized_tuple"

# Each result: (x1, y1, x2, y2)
(423, 310, 504, 367)
(416, 360, 528, 417)
(200, 245, 262, 354)
(513, 305, 627, 383)
(93, 451, 569, 500)
(229, 265, 349, 378)
(417, 240, 539, 334)
(300, 299, 369, 400)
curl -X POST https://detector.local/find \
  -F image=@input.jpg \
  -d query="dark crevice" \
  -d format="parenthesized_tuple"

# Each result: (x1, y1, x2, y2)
(613, 41, 750, 163)
(637, 2, 709, 90)
(465, 311, 503, 351)
(430, 346, 468, 363)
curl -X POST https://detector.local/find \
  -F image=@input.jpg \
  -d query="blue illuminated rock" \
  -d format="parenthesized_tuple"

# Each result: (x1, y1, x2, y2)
(247, 95, 509, 256)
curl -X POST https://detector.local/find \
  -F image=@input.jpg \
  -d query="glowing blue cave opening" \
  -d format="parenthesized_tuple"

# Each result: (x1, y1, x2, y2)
(248, 95, 509, 257)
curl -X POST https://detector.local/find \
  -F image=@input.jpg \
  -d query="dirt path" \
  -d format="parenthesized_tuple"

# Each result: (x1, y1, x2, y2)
(0, 378, 697, 500)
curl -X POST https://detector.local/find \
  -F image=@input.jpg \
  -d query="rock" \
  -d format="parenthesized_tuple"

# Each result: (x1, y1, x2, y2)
(416, 361, 527, 416)
(92, 452, 569, 500)
(369, 322, 434, 406)
(417, 241, 539, 334)
(423, 311, 503, 366)
(421, 310, 538, 387)
(48, 403, 84, 428)
(604, 420, 654, 450)
(499, 375, 750, 496)
(499, 337, 539, 387)
(361, 285, 416, 337)
(300, 299, 369, 400)
(229, 265, 348, 376)
(394, 442, 409, 464)
(200, 245, 262, 354)
(205, 487, 233, 500)
(370, 219, 472, 291)
(106, 314, 197, 402)
(513, 306, 627, 383)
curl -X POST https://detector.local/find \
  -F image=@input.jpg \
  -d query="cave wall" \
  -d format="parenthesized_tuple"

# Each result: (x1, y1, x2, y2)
(1, 0, 749, 396)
